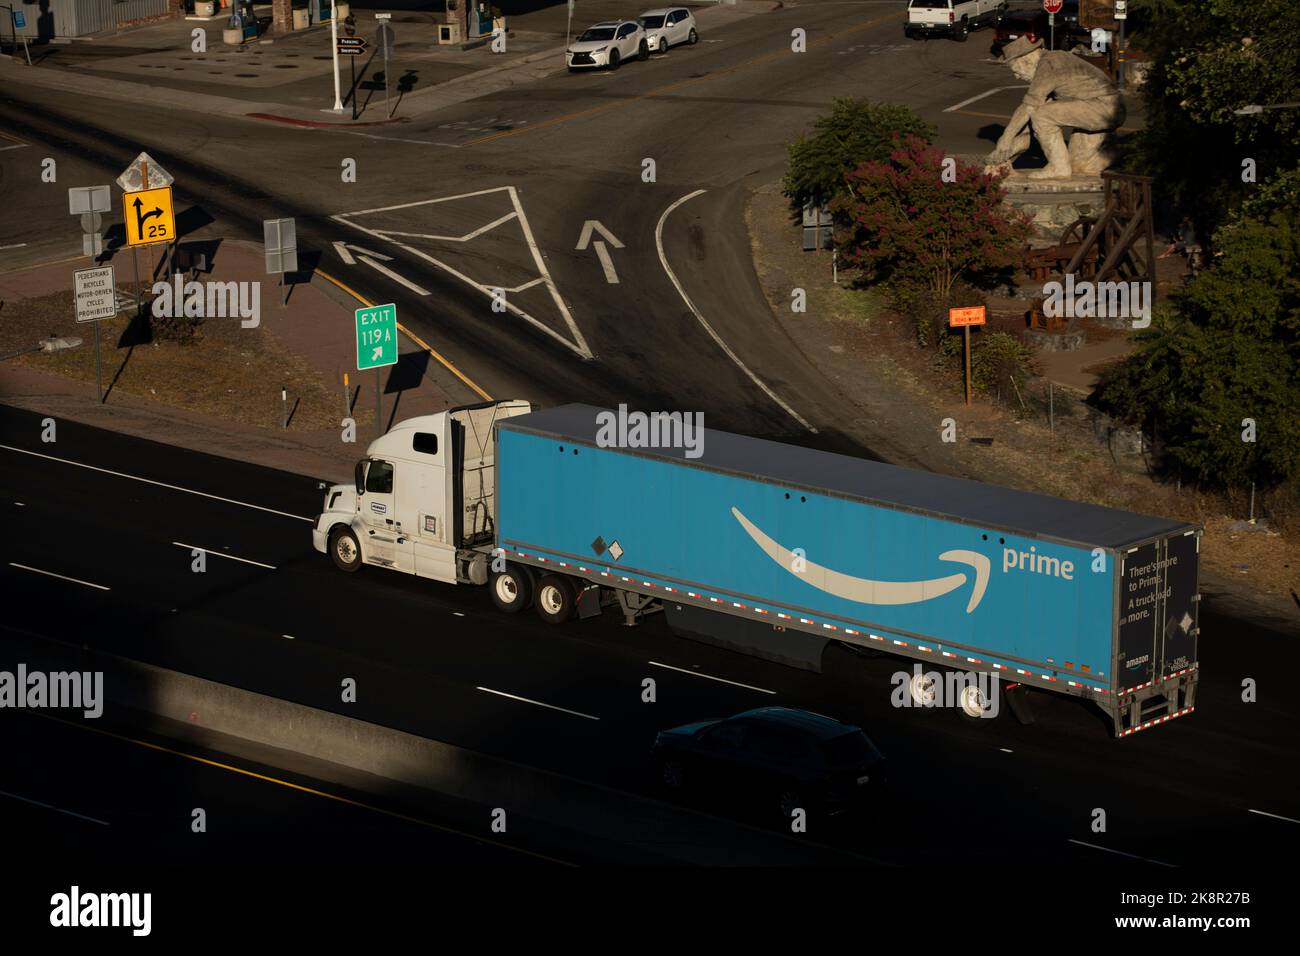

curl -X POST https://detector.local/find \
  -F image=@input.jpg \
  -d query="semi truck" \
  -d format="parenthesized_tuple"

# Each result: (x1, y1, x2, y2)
(311, 400, 1200, 737)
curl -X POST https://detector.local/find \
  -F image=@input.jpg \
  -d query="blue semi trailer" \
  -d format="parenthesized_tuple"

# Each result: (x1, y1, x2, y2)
(313, 401, 1200, 738)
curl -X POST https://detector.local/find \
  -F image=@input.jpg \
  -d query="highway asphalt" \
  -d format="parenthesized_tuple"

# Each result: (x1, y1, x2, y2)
(1, 404, 1297, 874)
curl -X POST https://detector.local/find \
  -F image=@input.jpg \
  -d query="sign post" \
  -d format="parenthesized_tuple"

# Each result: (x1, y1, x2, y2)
(948, 305, 987, 406)
(328, 0, 343, 112)
(355, 303, 398, 436)
(1114, 1, 1127, 90)
(263, 218, 298, 307)
(376, 18, 395, 119)
(1043, 0, 1062, 49)
(75, 266, 117, 403)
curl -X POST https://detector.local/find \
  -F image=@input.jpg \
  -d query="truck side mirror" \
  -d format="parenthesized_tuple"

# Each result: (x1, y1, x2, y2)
(355, 460, 366, 496)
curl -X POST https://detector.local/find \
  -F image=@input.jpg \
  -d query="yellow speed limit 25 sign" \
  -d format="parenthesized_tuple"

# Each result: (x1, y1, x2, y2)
(122, 186, 175, 246)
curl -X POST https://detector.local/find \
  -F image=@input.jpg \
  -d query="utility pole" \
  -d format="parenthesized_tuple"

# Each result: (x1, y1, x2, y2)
(328, 0, 343, 112)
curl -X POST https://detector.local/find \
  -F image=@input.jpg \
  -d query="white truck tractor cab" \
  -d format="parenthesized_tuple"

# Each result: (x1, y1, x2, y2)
(312, 400, 532, 585)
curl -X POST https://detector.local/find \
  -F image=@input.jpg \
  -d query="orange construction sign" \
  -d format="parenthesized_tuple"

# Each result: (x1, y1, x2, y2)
(948, 305, 987, 328)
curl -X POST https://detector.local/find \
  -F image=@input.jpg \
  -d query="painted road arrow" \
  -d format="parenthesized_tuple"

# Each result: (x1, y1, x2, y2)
(333, 241, 428, 295)
(575, 219, 624, 285)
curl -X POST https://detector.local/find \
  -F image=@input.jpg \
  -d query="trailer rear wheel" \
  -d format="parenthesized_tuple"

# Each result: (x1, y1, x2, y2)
(535, 574, 577, 624)
(489, 565, 534, 613)
(959, 682, 991, 719)
(909, 671, 937, 707)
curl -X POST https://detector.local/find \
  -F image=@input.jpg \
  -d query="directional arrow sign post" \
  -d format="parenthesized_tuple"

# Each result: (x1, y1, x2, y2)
(123, 186, 175, 247)
(575, 220, 624, 284)
(356, 303, 398, 437)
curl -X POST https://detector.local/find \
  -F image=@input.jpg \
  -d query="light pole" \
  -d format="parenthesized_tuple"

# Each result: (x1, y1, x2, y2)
(328, 0, 343, 112)
(2, 335, 83, 362)
(1234, 102, 1300, 115)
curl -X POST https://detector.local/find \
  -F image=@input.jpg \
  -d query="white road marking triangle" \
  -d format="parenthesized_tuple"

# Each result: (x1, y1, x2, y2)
(332, 186, 592, 359)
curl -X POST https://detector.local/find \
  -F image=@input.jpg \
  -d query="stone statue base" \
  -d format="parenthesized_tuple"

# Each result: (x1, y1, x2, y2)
(1001, 174, 1105, 244)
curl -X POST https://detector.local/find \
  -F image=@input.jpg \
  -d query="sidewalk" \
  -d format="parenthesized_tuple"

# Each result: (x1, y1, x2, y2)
(0, 240, 479, 482)
(2, 2, 774, 127)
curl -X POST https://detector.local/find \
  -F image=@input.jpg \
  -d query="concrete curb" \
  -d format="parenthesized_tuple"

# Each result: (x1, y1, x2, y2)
(3, 628, 872, 865)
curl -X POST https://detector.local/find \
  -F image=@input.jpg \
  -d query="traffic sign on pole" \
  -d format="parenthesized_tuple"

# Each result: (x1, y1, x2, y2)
(122, 186, 176, 246)
(74, 267, 118, 323)
(1042, 0, 1063, 13)
(356, 303, 398, 370)
(337, 36, 367, 55)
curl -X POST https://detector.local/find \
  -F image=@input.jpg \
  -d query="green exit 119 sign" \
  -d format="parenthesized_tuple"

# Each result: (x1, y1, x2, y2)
(355, 303, 398, 371)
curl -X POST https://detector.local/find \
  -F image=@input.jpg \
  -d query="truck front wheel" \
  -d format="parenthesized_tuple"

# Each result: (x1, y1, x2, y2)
(490, 565, 534, 613)
(535, 574, 577, 624)
(329, 527, 362, 573)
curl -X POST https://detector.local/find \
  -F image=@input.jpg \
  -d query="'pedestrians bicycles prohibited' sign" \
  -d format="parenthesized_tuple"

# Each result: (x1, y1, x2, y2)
(122, 186, 175, 246)
(356, 303, 398, 370)
(74, 266, 118, 323)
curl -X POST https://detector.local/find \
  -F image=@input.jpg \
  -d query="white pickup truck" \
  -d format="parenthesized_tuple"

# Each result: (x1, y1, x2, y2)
(904, 0, 1006, 42)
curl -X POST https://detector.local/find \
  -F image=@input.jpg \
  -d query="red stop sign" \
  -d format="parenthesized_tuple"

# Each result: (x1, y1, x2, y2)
(1043, 0, 1064, 12)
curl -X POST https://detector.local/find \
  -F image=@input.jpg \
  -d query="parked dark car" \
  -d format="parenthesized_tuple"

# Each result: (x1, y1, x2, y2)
(652, 706, 885, 821)
(991, 9, 1082, 52)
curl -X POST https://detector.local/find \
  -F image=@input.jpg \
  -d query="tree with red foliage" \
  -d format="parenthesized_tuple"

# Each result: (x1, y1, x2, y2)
(832, 135, 1033, 304)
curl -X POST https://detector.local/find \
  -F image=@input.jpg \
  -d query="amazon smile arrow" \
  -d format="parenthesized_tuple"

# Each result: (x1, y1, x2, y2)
(731, 508, 991, 613)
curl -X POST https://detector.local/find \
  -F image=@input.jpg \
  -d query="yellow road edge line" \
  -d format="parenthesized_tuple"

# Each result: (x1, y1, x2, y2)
(464, 11, 905, 147)
(955, 108, 1140, 133)
(29, 710, 575, 866)
(315, 267, 494, 403)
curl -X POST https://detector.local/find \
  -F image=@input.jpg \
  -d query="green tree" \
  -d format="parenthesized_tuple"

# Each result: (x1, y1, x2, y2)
(782, 99, 935, 212)
(1093, 207, 1300, 487)
(1129, 0, 1300, 238)
(832, 135, 1033, 304)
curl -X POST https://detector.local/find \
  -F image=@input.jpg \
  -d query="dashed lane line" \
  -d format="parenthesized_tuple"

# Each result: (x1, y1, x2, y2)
(0, 444, 313, 522)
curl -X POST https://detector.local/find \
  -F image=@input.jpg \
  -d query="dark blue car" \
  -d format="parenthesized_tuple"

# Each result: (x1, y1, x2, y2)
(653, 706, 885, 821)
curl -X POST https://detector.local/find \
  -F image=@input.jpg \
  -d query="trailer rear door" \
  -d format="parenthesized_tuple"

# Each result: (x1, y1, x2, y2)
(1117, 532, 1199, 691)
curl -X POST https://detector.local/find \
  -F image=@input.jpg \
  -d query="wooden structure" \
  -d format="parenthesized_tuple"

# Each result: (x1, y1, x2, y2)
(1029, 171, 1156, 333)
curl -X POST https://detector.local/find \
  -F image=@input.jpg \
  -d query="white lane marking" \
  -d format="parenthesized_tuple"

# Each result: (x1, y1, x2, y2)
(13, 501, 24, 506)
(593, 242, 619, 284)
(335, 186, 593, 359)
(282, 634, 295, 640)
(648, 661, 776, 694)
(8, 563, 110, 591)
(655, 191, 816, 433)
(475, 686, 601, 721)
(1248, 808, 1300, 825)
(0, 444, 313, 522)
(358, 254, 431, 296)
(333, 131, 464, 148)
(172, 542, 277, 570)
(453, 612, 465, 617)
(999, 747, 1014, 753)
(377, 210, 518, 243)
(0, 242, 29, 250)
(1067, 839, 1176, 867)
(0, 145, 30, 153)
(943, 85, 1030, 113)
(0, 789, 111, 826)
(333, 241, 393, 265)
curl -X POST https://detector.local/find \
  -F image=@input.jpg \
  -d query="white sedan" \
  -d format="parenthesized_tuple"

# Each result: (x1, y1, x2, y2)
(637, 7, 699, 53)
(567, 20, 649, 71)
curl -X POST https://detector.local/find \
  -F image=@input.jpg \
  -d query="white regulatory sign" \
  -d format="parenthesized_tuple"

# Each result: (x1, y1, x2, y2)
(74, 266, 118, 323)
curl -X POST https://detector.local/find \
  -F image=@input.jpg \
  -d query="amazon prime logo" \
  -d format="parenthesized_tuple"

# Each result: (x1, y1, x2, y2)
(595, 404, 704, 459)
(151, 274, 261, 329)
(891, 664, 1000, 718)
